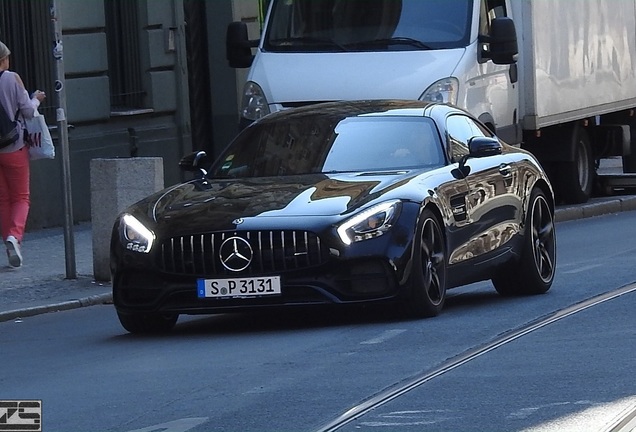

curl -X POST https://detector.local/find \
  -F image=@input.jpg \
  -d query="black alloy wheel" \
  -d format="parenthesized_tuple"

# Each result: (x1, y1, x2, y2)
(117, 311, 179, 334)
(405, 209, 447, 318)
(492, 188, 556, 296)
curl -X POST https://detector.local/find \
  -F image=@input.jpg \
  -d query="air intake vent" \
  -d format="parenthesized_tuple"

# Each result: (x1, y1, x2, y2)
(158, 230, 327, 276)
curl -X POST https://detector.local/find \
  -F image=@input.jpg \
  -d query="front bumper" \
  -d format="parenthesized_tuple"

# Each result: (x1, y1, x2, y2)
(113, 257, 402, 315)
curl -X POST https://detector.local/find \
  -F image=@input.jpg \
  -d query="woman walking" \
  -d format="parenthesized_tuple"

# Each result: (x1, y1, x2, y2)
(0, 41, 46, 268)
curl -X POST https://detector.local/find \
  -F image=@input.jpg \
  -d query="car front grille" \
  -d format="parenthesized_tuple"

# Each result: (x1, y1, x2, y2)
(157, 230, 328, 277)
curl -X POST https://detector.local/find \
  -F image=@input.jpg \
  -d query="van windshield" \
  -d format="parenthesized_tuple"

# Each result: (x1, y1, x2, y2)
(264, 0, 473, 52)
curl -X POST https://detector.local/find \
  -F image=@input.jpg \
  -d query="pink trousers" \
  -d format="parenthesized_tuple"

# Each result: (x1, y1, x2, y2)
(0, 146, 30, 242)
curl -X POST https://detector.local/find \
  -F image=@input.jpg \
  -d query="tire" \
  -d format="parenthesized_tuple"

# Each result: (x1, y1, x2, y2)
(558, 125, 594, 204)
(404, 209, 447, 318)
(492, 188, 556, 296)
(622, 120, 636, 173)
(117, 311, 179, 334)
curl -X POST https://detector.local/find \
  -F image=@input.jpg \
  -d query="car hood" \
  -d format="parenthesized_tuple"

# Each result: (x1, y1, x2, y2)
(138, 172, 422, 232)
(251, 49, 465, 104)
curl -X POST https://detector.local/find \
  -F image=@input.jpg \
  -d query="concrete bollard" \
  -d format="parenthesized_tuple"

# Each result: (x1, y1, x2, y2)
(90, 157, 164, 281)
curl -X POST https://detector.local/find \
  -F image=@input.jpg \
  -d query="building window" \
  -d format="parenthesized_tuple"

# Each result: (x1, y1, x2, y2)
(0, 0, 53, 122)
(104, 0, 145, 113)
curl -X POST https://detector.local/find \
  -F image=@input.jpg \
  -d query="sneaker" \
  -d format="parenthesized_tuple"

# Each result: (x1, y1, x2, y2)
(5, 235, 22, 268)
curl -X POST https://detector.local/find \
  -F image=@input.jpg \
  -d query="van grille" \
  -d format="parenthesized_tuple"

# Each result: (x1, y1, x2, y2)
(158, 230, 327, 277)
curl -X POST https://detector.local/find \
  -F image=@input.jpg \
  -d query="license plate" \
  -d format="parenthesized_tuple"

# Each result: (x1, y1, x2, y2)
(197, 276, 281, 298)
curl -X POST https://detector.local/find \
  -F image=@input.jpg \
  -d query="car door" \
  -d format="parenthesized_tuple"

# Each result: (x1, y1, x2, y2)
(445, 114, 521, 261)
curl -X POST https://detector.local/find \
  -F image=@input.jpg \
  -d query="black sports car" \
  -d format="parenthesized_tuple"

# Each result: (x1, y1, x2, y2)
(110, 100, 556, 333)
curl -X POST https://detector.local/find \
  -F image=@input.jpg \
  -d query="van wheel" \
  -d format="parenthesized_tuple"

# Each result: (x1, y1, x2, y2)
(558, 125, 594, 204)
(623, 119, 636, 173)
(117, 311, 178, 334)
(492, 188, 556, 296)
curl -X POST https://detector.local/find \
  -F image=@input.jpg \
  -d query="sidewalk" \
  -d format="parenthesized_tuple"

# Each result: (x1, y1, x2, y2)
(1, 193, 636, 323)
(0, 223, 111, 322)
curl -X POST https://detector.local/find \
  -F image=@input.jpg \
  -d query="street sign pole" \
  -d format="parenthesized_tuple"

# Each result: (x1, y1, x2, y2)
(50, 0, 76, 279)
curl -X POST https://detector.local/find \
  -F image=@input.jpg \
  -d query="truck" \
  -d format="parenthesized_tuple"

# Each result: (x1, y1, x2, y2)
(226, 0, 636, 204)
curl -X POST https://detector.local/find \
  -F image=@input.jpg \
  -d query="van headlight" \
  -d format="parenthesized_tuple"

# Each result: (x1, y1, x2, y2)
(337, 200, 401, 245)
(241, 81, 270, 121)
(419, 77, 459, 105)
(120, 214, 155, 253)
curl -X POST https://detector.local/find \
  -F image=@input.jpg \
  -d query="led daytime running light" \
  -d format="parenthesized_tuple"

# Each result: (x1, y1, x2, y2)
(337, 200, 401, 245)
(121, 213, 155, 253)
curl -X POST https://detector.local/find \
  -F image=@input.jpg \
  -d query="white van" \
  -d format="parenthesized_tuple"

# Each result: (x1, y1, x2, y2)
(227, 0, 636, 203)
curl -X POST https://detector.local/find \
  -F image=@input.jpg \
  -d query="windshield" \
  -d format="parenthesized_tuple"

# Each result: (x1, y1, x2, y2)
(264, 0, 473, 52)
(210, 113, 445, 178)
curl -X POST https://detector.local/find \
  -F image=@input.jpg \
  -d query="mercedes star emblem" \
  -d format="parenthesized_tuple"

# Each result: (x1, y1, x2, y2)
(219, 236, 253, 272)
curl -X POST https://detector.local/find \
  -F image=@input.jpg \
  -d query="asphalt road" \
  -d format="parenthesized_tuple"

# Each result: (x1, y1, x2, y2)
(1, 211, 635, 432)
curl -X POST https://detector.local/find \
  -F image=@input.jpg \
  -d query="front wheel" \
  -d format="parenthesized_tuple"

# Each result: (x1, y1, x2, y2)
(492, 188, 556, 296)
(117, 311, 179, 334)
(403, 209, 447, 318)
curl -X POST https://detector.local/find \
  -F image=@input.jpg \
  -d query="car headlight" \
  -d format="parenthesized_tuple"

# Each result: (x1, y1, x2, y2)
(120, 213, 155, 253)
(419, 77, 459, 105)
(241, 81, 270, 121)
(337, 200, 402, 245)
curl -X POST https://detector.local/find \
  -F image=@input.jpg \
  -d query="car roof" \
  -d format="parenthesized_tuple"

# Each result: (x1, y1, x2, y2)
(258, 100, 463, 123)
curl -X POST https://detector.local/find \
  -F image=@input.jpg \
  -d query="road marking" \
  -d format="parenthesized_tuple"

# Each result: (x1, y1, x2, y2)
(360, 329, 406, 345)
(357, 409, 454, 427)
(562, 264, 603, 274)
(604, 399, 636, 432)
(126, 417, 208, 432)
(314, 283, 636, 432)
(515, 397, 636, 432)
(508, 401, 585, 420)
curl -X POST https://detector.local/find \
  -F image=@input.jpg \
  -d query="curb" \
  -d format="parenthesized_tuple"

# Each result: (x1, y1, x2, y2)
(0, 292, 112, 323)
(555, 195, 636, 222)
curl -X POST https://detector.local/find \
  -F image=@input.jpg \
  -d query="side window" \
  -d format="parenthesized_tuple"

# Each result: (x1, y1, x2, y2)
(105, 0, 144, 113)
(479, 0, 508, 35)
(446, 115, 491, 162)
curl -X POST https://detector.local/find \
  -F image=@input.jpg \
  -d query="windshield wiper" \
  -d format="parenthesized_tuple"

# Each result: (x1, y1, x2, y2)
(269, 37, 350, 52)
(351, 37, 433, 50)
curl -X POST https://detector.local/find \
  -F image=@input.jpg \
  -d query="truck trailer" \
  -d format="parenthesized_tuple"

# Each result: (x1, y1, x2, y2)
(226, 0, 636, 203)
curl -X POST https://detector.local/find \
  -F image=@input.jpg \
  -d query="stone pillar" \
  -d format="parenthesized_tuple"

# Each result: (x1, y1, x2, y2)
(90, 158, 164, 281)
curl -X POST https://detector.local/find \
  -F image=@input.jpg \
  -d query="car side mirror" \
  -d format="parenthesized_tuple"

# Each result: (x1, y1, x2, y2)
(457, 137, 502, 177)
(226, 22, 258, 68)
(179, 151, 210, 178)
(479, 17, 518, 65)
(469, 136, 503, 158)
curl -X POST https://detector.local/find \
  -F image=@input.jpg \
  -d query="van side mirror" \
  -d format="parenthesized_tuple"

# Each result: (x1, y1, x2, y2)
(226, 22, 258, 68)
(480, 17, 518, 65)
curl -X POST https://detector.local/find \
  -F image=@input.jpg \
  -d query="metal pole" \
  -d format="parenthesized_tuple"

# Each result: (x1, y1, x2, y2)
(50, 0, 76, 279)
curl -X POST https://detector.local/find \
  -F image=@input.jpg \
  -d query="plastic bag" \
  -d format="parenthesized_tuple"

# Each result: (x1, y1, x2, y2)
(25, 110, 55, 161)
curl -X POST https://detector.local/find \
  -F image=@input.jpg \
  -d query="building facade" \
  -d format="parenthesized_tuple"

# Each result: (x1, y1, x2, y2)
(0, 0, 260, 230)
